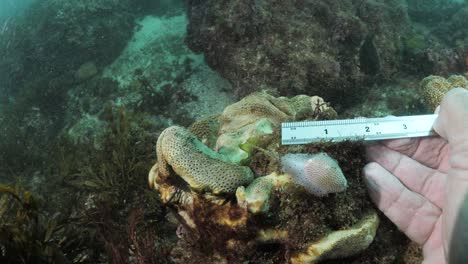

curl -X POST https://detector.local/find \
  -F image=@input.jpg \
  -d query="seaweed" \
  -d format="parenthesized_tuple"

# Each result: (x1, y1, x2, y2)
(0, 106, 176, 263)
(0, 183, 70, 264)
(57, 106, 175, 263)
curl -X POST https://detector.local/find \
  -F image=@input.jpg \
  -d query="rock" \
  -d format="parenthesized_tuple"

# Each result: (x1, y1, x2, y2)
(186, 0, 409, 102)
(75, 62, 98, 82)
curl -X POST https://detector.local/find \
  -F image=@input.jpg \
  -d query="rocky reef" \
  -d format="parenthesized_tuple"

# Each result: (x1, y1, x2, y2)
(4, 1, 464, 262)
(185, 0, 409, 102)
(185, 0, 468, 106)
(149, 93, 420, 263)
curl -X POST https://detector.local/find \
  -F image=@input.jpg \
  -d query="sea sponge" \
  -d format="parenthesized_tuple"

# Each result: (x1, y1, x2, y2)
(216, 92, 335, 164)
(281, 153, 348, 197)
(420, 75, 451, 111)
(447, 75, 468, 89)
(188, 114, 220, 149)
(291, 211, 379, 263)
(156, 126, 254, 194)
(421, 75, 468, 111)
(236, 173, 291, 214)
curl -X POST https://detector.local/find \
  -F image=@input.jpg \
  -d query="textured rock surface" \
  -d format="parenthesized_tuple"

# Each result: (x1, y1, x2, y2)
(0, 0, 142, 97)
(186, 0, 410, 102)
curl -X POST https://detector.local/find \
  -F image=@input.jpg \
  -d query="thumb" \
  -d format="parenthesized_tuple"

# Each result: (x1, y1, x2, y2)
(432, 88, 468, 262)
(433, 88, 468, 145)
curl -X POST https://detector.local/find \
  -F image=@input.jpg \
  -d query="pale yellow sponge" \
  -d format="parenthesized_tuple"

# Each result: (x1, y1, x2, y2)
(421, 75, 468, 111)
(291, 211, 379, 263)
(216, 92, 335, 164)
(281, 153, 348, 197)
(156, 126, 254, 194)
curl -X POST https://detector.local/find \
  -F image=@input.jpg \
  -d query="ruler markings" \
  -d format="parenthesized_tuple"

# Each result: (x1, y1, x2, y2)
(281, 114, 438, 145)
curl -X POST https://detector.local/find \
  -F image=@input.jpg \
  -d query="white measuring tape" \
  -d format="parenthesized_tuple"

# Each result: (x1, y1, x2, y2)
(281, 114, 438, 145)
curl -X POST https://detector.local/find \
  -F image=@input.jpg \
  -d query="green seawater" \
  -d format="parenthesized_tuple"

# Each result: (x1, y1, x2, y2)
(0, 0, 466, 263)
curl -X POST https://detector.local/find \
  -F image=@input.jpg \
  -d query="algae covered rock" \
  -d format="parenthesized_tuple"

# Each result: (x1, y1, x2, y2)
(186, 0, 410, 102)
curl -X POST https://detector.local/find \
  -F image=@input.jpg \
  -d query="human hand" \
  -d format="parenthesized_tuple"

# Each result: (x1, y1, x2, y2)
(363, 88, 468, 264)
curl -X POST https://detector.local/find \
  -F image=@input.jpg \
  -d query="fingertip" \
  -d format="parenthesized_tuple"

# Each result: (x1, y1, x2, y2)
(363, 162, 381, 176)
(363, 162, 407, 210)
(433, 87, 468, 142)
(363, 162, 384, 195)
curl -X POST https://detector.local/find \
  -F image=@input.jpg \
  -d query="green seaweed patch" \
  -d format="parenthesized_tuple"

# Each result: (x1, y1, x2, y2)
(404, 34, 427, 52)
(238, 136, 271, 166)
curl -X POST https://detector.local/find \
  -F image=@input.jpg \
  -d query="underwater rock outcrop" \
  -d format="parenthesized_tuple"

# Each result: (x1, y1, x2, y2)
(402, 1, 467, 76)
(148, 93, 417, 263)
(0, 0, 143, 97)
(186, 0, 410, 102)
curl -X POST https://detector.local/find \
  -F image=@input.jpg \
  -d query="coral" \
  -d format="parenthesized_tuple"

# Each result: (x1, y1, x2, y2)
(281, 153, 348, 197)
(291, 211, 379, 264)
(421, 75, 468, 110)
(155, 126, 254, 194)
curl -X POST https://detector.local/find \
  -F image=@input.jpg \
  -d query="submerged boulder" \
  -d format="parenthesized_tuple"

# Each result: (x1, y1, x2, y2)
(186, 0, 410, 104)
